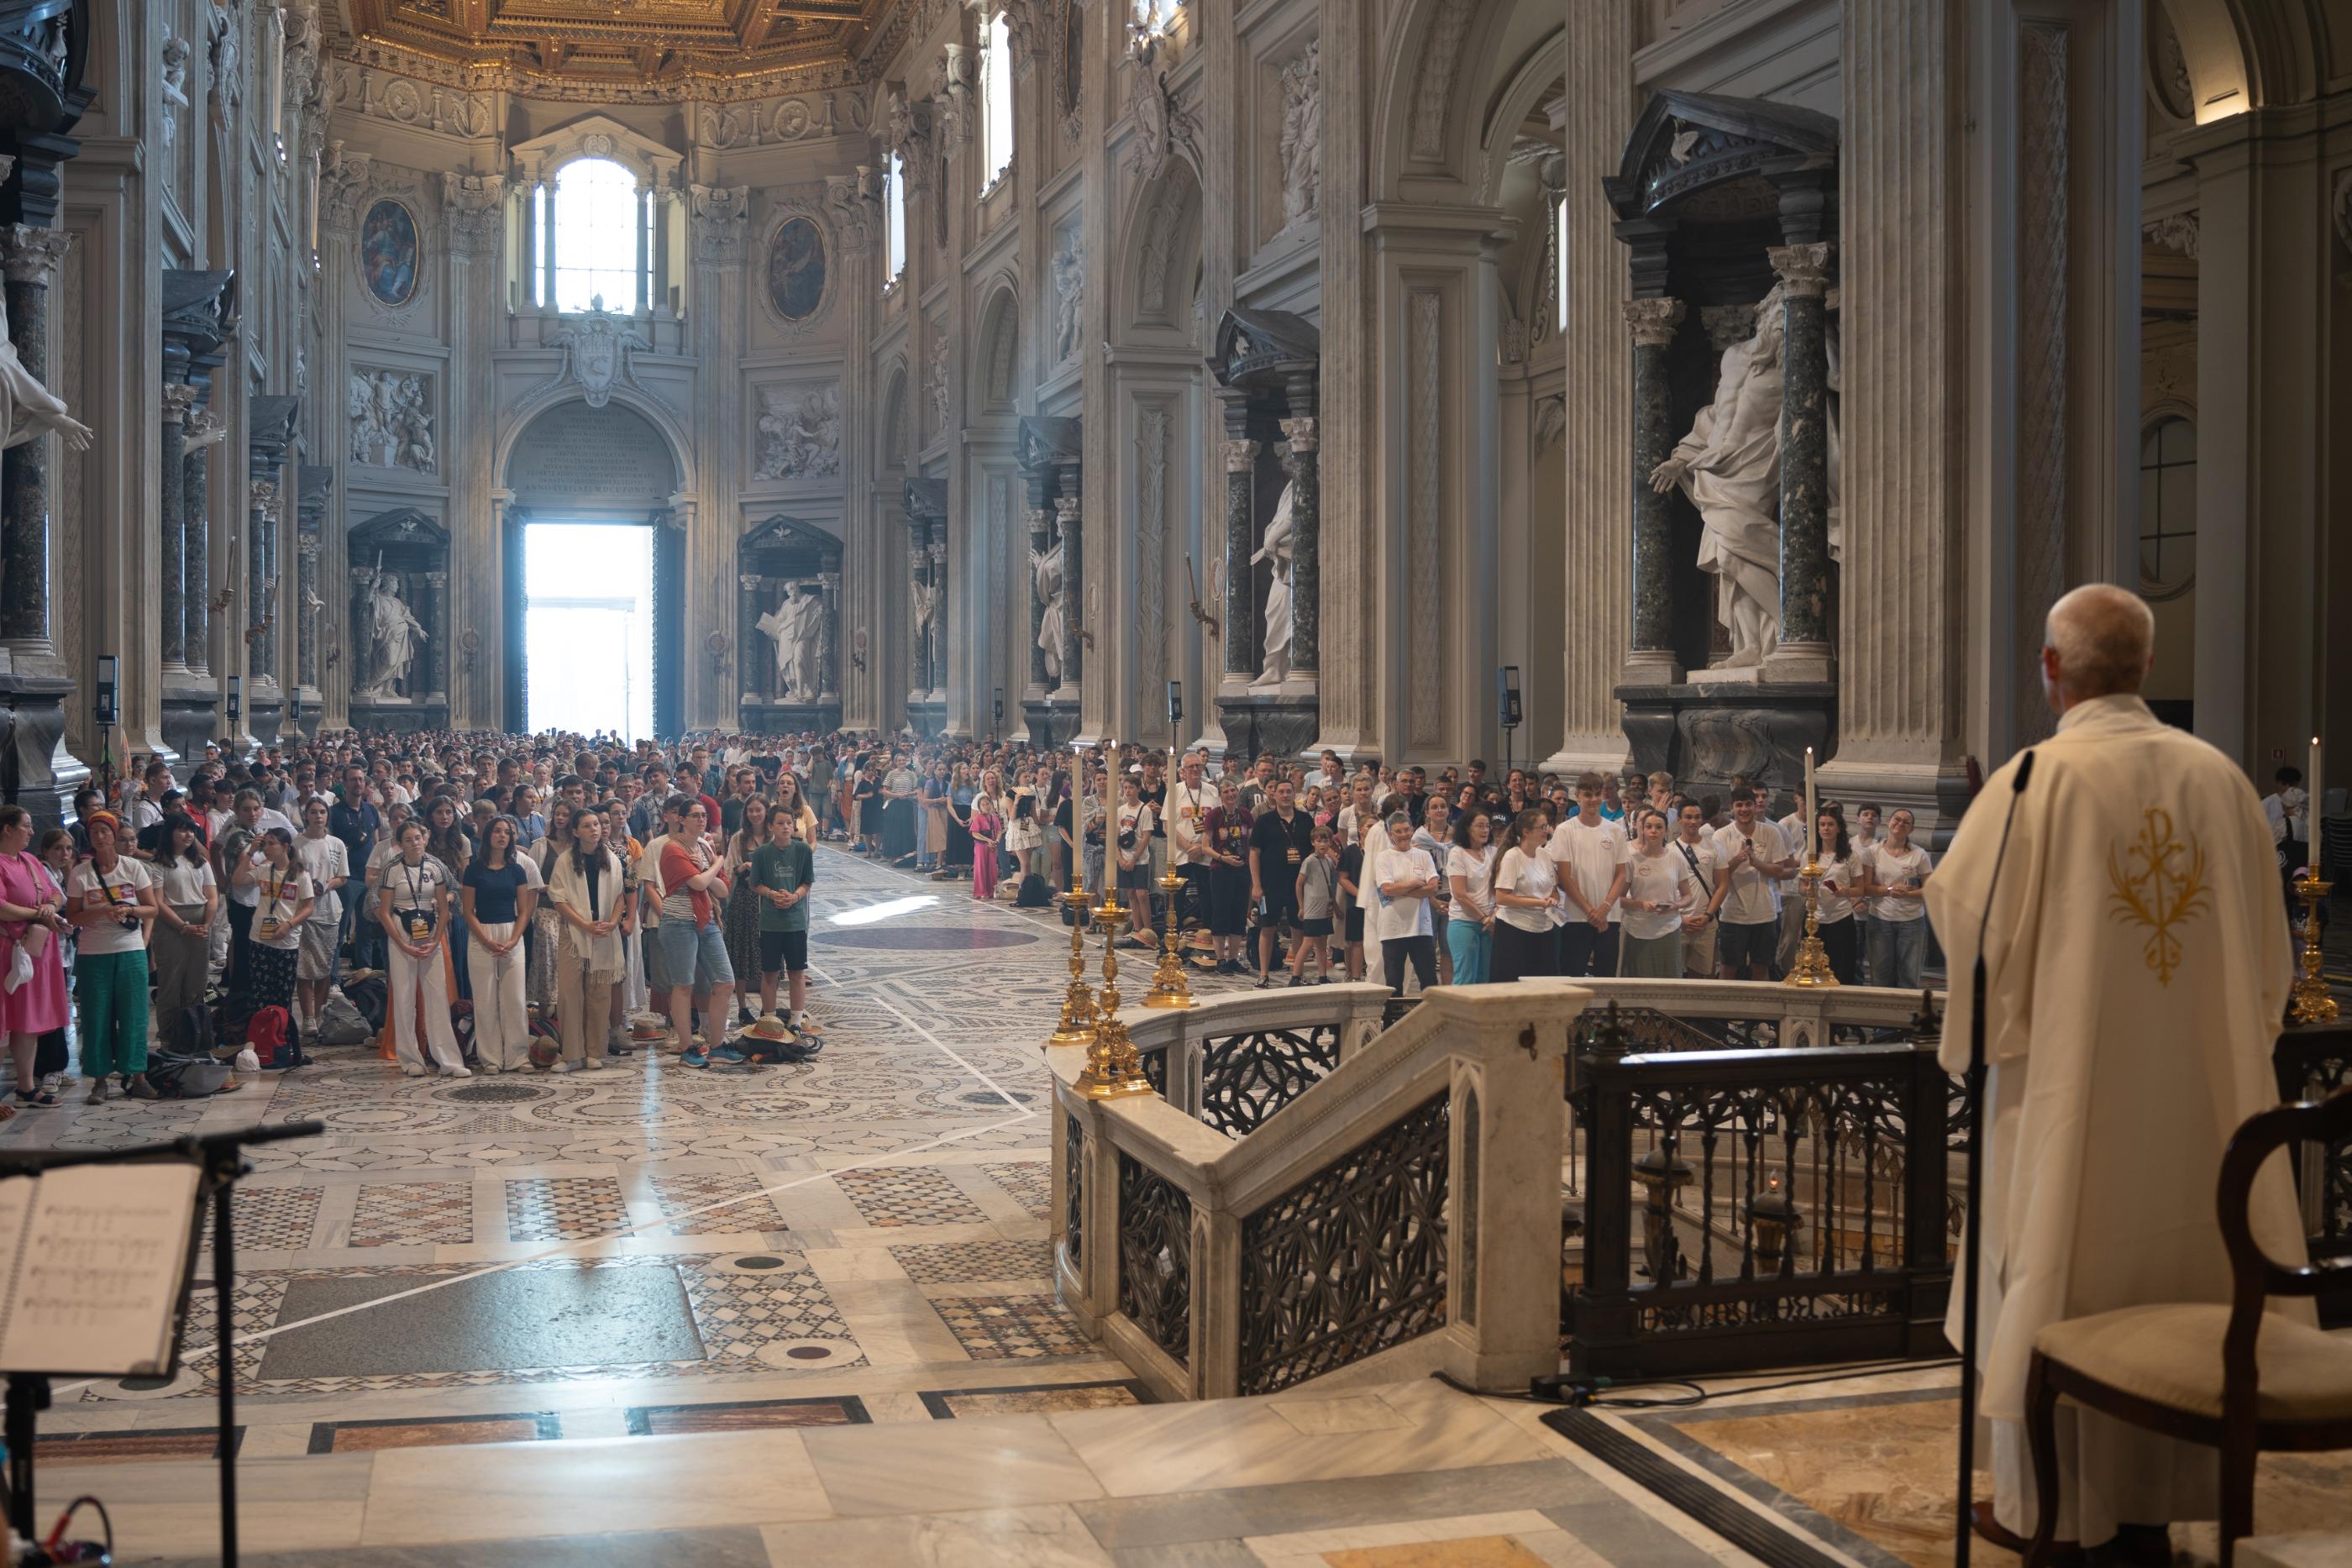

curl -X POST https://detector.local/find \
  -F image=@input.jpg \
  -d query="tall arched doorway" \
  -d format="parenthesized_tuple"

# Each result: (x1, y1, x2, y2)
(501, 400, 684, 737)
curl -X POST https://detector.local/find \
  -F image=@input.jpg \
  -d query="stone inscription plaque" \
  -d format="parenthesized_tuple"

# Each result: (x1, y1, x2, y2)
(506, 400, 679, 509)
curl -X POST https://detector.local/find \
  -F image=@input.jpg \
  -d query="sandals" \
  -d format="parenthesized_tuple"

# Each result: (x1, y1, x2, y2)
(13, 1088, 55, 1108)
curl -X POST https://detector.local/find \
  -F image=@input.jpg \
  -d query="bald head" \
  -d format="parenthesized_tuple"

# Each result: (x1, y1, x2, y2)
(2042, 583, 2155, 709)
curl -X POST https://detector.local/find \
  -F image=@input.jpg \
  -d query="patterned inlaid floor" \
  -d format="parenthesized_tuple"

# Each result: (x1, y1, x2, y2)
(6, 845, 1277, 1455)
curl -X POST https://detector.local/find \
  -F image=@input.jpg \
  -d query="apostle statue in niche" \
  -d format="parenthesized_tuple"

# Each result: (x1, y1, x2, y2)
(759, 581, 828, 704)
(1030, 529, 1067, 684)
(1250, 481, 1297, 687)
(360, 561, 427, 700)
(0, 288, 92, 459)
(1647, 283, 1840, 669)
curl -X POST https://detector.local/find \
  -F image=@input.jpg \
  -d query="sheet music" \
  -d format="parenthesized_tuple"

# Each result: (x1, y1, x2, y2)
(0, 1178, 30, 1356)
(0, 1164, 201, 1376)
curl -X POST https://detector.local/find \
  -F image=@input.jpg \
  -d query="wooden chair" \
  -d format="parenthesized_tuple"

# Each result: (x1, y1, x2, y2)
(2023, 1084, 2352, 1567)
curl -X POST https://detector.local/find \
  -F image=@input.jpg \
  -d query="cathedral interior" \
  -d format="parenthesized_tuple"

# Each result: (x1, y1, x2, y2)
(0, 0, 2345, 1564)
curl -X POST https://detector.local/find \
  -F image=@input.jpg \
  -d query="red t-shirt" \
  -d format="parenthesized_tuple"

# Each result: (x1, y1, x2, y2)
(659, 837, 724, 927)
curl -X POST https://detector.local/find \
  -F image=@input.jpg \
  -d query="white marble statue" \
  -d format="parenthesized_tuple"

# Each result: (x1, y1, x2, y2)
(759, 582, 827, 703)
(360, 567, 426, 699)
(1250, 480, 1296, 687)
(1030, 533, 1066, 684)
(0, 291, 92, 458)
(1649, 282, 1787, 668)
(1278, 41, 1320, 228)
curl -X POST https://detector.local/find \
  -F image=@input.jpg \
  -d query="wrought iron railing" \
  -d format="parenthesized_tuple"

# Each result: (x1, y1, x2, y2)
(1117, 1151, 1192, 1366)
(2276, 1020, 2352, 1324)
(1121, 987, 1388, 1136)
(1198, 1025, 1345, 1136)
(1237, 1092, 1452, 1395)
(1569, 1041, 1956, 1377)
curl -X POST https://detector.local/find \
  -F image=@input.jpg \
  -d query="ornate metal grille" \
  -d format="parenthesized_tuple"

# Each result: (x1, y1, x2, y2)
(1063, 1108, 1084, 1269)
(1569, 1044, 1952, 1377)
(1141, 1041, 1170, 1095)
(1197, 1025, 1343, 1136)
(1459, 1088, 1481, 1326)
(2276, 1024, 2352, 1323)
(1116, 1151, 1193, 1366)
(1237, 1093, 1451, 1396)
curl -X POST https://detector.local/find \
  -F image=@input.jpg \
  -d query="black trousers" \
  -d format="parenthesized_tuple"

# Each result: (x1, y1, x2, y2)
(224, 900, 255, 1004)
(1558, 921, 1621, 978)
(1819, 917, 1860, 985)
(1382, 935, 1437, 996)
(1490, 922, 1557, 983)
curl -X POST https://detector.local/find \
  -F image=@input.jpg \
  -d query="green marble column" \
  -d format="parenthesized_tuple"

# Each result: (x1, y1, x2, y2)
(1624, 297, 1686, 675)
(1769, 244, 1835, 657)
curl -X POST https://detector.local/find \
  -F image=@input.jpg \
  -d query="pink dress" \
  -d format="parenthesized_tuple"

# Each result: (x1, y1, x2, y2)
(970, 810, 1001, 900)
(0, 852, 66, 1036)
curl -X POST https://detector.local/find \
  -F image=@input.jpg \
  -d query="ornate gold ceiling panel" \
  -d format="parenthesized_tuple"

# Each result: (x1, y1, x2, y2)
(341, 0, 893, 96)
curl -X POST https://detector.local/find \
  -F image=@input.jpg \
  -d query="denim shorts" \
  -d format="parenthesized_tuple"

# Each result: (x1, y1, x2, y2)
(656, 917, 735, 990)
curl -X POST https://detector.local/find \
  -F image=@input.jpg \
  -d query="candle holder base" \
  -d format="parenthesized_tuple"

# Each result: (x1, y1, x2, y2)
(1142, 871, 1197, 1009)
(2289, 876, 2338, 1025)
(1781, 861, 1840, 990)
(1075, 905, 1154, 1097)
(1047, 880, 1099, 1050)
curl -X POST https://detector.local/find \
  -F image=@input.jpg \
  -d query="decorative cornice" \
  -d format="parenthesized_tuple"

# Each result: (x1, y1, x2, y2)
(689, 183, 752, 266)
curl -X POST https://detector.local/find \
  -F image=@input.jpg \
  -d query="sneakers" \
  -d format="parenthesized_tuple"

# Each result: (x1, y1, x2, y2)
(1255, 973, 1274, 989)
(438, 1065, 472, 1078)
(400, 1063, 427, 1078)
(124, 1073, 160, 1099)
(680, 1047, 711, 1069)
(1288, 974, 1305, 989)
(86, 1077, 110, 1103)
(710, 1043, 748, 1065)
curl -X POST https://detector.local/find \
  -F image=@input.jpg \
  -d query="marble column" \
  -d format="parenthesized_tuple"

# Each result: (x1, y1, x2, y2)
(1053, 480, 1082, 695)
(422, 570, 449, 697)
(296, 535, 322, 692)
(159, 385, 197, 673)
(248, 472, 279, 680)
(1623, 298, 1686, 683)
(739, 574, 768, 705)
(0, 225, 70, 662)
(928, 522, 949, 697)
(908, 517, 932, 696)
(1221, 433, 1257, 686)
(818, 569, 842, 698)
(181, 416, 215, 676)
(1767, 243, 1835, 681)
(1023, 470, 1054, 695)
(1280, 401, 1320, 679)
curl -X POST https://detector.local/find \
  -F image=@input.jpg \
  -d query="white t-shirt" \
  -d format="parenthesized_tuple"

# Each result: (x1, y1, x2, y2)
(1620, 846, 1698, 941)
(1546, 816, 1630, 925)
(381, 856, 449, 928)
(1816, 851, 1866, 925)
(153, 857, 216, 910)
(1493, 846, 1562, 935)
(1167, 780, 1215, 861)
(249, 867, 314, 951)
(1368, 845, 1437, 943)
(1868, 842, 1933, 923)
(1711, 820, 1792, 925)
(1116, 802, 1156, 863)
(293, 833, 351, 926)
(1444, 844, 1497, 925)
(69, 857, 152, 957)
(1667, 834, 1719, 915)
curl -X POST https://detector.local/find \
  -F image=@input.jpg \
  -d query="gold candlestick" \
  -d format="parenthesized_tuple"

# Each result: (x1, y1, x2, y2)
(1049, 845, 1099, 1047)
(1143, 863, 1197, 1009)
(1075, 889, 1152, 1098)
(2289, 875, 2339, 1025)
(1782, 859, 1838, 989)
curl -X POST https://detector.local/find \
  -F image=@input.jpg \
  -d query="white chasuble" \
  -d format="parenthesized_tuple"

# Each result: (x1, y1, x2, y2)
(1927, 694, 2303, 1543)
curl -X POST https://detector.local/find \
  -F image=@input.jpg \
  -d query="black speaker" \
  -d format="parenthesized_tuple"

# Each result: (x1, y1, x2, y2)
(1497, 665, 1521, 730)
(92, 655, 118, 726)
(1167, 679, 1184, 729)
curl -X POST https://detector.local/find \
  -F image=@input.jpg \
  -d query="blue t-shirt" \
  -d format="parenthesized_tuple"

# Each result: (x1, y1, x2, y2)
(461, 859, 531, 925)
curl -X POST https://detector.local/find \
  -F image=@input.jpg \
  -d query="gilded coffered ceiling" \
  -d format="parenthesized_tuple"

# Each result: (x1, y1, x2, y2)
(339, 0, 897, 94)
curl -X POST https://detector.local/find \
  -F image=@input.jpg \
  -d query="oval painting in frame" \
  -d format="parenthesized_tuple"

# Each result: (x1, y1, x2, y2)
(359, 199, 420, 308)
(767, 216, 827, 323)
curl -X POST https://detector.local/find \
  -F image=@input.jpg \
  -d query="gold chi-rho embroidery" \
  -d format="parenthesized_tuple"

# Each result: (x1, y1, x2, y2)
(2106, 806, 2210, 987)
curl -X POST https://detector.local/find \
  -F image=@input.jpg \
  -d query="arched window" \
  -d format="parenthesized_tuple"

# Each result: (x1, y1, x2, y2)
(2138, 415, 2197, 595)
(885, 150, 907, 282)
(981, 8, 1016, 190)
(549, 157, 643, 313)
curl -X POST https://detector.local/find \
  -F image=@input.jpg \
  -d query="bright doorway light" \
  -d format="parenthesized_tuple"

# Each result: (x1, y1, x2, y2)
(526, 522, 653, 741)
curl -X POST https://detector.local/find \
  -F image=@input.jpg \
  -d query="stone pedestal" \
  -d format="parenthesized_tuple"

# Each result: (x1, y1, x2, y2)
(1617, 678, 1837, 799)
(1213, 689, 1320, 768)
(347, 697, 450, 736)
(906, 696, 946, 738)
(1022, 696, 1078, 750)
(160, 674, 222, 766)
(0, 670, 85, 826)
(739, 697, 843, 737)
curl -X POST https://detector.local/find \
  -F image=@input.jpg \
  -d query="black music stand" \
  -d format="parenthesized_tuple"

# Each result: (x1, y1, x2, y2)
(0, 1121, 322, 1568)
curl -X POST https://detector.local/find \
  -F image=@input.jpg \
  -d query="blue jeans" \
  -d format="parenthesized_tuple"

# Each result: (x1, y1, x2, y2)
(657, 917, 734, 991)
(1445, 920, 1489, 985)
(1866, 916, 1926, 991)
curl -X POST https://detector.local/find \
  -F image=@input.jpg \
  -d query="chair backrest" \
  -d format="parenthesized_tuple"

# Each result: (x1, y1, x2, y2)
(2216, 1084, 2352, 1402)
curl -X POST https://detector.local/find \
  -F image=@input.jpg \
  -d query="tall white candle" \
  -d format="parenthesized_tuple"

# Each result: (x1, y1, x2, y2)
(2311, 735, 2323, 849)
(1803, 747, 1818, 863)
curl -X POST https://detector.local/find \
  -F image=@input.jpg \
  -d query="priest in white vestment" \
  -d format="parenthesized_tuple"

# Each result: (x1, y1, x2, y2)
(1928, 583, 2303, 1556)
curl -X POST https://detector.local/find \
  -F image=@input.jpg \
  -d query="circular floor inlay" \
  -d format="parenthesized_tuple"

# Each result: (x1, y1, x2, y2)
(785, 1345, 829, 1361)
(444, 1083, 547, 1104)
(732, 1255, 787, 1271)
(812, 926, 1039, 951)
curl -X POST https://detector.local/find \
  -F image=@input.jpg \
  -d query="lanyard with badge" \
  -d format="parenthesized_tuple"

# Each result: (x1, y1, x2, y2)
(401, 861, 436, 941)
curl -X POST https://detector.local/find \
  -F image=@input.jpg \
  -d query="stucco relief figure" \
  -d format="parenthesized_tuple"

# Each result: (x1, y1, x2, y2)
(759, 582, 827, 702)
(1250, 481, 1296, 687)
(754, 385, 842, 480)
(1030, 532, 1066, 684)
(360, 565, 426, 700)
(1050, 233, 1084, 364)
(0, 291, 92, 458)
(1277, 41, 1320, 228)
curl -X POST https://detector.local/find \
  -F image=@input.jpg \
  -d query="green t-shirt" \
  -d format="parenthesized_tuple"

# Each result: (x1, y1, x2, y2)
(751, 840, 815, 932)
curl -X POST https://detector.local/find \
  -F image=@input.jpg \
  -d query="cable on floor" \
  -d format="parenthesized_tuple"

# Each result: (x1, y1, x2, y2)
(1432, 1354, 1961, 1411)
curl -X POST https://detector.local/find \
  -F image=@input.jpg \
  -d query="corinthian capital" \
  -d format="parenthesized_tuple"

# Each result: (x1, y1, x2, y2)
(1767, 242, 1835, 299)
(1622, 296, 1686, 349)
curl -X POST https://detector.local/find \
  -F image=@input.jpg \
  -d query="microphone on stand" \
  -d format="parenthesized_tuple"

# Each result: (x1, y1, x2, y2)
(1956, 747, 2034, 1566)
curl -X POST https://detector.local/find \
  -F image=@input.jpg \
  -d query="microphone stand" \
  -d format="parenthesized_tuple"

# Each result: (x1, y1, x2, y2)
(1956, 748, 2034, 1567)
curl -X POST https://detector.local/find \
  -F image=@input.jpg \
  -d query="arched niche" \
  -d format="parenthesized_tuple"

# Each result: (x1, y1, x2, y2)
(737, 516, 844, 732)
(348, 507, 451, 733)
(498, 398, 688, 735)
(973, 283, 1021, 414)
(1117, 155, 1203, 340)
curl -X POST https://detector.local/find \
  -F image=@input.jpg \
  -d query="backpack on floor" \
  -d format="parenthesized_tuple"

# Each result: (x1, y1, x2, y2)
(163, 1004, 217, 1059)
(1015, 872, 1053, 908)
(314, 997, 373, 1046)
(341, 973, 389, 1031)
(245, 1005, 300, 1069)
(145, 1050, 235, 1099)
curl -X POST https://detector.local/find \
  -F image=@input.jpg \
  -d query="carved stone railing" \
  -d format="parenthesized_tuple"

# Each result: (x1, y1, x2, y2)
(1051, 981, 1593, 1401)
